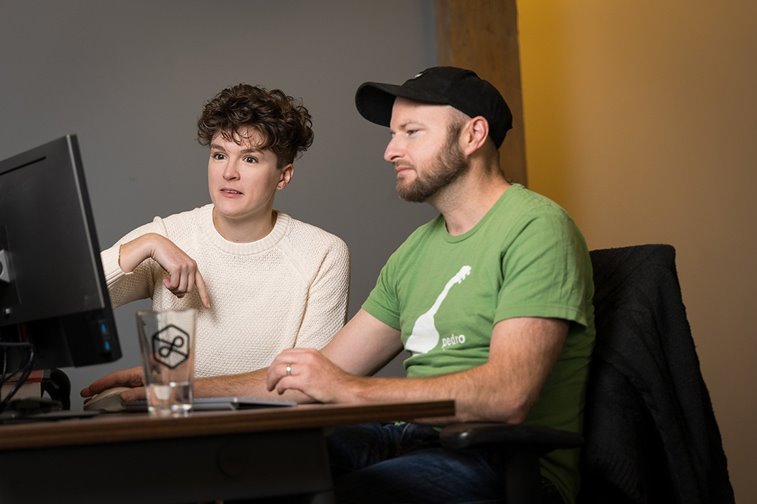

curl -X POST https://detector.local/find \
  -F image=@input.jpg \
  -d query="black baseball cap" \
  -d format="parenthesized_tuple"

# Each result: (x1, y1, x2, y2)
(355, 66, 513, 148)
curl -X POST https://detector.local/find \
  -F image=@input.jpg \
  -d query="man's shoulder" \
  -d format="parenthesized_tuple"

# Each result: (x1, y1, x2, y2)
(490, 185, 582, 243)
(503, 184, 570, 219)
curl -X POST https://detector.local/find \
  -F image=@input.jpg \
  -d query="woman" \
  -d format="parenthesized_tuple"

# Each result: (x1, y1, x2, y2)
(98, 84, 350, 378)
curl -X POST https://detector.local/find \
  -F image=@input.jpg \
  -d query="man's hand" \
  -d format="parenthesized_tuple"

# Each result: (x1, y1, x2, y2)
(263, 310, 404, 405)
(119, 233, 210, 308)
(80, 366, 147, 401)
(266, 348, 358, 403)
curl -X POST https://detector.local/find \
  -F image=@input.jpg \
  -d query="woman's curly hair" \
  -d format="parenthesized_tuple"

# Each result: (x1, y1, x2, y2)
(197, 84, 314, 167)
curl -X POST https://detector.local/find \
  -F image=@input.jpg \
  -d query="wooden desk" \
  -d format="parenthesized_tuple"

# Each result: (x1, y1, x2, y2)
(0, 400, 454, 504)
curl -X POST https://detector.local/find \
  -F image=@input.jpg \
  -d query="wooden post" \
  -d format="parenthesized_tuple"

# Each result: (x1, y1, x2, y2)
(436, 0, 527, 185)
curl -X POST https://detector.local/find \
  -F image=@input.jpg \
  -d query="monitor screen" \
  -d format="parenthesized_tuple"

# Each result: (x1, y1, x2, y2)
(0, 135, 121, 371)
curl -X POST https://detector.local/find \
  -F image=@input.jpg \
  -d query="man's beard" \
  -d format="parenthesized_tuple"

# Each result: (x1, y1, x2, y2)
(396, 134, 468, 203)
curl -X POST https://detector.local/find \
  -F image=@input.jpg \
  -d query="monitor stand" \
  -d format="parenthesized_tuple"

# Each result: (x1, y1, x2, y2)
(0, 407, 100, 424)
(0, 368, 90, 423)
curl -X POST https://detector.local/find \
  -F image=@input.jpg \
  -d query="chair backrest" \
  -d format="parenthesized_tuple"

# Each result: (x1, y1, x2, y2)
(578, 244, 734, 504)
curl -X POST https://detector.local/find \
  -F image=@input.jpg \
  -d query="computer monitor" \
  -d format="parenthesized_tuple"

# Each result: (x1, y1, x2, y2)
(0, 135, 121, 373)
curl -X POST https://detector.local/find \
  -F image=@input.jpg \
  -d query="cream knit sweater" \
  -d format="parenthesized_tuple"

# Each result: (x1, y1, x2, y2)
(100, 204, 350, 377)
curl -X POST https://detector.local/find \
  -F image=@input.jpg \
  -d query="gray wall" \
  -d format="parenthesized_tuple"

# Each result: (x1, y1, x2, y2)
(0, 0, 437, 408)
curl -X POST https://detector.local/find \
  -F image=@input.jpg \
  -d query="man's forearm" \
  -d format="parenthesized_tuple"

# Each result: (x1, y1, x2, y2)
(341, 364, 524, 424)
(194, 369, 315, 403)
(342, 319, 568, 424)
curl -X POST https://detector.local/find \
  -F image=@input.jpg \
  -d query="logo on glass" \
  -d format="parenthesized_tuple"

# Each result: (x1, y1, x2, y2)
(151, 324, 190, 369)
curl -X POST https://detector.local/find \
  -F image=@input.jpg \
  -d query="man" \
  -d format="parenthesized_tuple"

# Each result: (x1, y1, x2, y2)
(88, 67, 594, 504)
(259, 66, 593, 503)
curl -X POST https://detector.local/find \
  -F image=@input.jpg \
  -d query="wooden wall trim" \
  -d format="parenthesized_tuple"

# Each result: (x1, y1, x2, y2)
(435, 0, 527, 185)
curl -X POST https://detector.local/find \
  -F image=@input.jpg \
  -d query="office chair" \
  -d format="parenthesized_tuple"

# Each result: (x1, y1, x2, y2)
(440, 244, 735, 504)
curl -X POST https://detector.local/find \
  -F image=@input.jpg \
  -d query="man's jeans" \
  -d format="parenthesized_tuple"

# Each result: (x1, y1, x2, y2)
(327, 422, 563, 504)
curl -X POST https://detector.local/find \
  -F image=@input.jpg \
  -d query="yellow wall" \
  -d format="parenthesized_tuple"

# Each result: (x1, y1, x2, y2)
(517, 1, 756, 501)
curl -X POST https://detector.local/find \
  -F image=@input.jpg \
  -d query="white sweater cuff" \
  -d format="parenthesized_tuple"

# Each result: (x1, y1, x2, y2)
(100, 245, 130, 287)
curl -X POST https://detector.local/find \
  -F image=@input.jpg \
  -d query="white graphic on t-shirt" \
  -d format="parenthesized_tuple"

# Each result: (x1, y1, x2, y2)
(406, 265, 472, 354)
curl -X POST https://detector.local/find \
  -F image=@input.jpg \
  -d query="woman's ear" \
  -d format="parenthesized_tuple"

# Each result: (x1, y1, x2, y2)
(277, 164, 294, 190)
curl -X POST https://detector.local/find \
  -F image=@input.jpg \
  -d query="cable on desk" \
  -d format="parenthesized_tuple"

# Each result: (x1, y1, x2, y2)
(0, 341, 35, 414)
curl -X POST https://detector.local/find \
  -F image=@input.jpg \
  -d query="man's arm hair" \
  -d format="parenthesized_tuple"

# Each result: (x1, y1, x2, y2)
(330, 316, 568, 424)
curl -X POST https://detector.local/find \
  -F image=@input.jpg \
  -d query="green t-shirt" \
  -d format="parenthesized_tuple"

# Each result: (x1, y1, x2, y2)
(362, 184, 595, 504)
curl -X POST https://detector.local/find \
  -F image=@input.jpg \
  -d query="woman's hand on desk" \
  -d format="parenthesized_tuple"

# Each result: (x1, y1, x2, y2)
(80, 366, 147, 401)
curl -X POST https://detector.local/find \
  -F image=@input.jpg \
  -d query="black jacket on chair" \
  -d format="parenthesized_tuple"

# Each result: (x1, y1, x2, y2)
(579, 244, 734, 504)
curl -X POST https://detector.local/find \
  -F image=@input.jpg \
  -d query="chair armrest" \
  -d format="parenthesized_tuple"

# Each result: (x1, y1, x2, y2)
(440, 422, 583, 453)
(441, 423, 583, 504)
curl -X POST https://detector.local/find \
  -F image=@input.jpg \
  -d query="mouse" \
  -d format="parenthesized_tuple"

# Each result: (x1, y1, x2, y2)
(83, 386, 132, 412)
